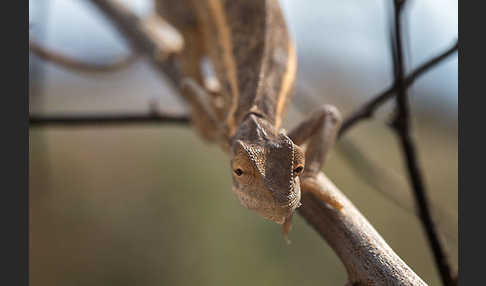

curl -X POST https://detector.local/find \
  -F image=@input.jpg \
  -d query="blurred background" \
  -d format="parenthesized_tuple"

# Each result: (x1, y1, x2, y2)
(29, 0, 458, 285)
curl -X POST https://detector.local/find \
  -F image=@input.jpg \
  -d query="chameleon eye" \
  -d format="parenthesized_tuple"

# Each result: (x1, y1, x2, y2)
(293, 166, 304, 175)
(235, 169, 244, 176)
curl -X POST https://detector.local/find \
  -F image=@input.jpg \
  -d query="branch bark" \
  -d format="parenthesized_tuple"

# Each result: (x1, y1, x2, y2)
(88, 0, 182, 86)
(299, 173, 427, 285)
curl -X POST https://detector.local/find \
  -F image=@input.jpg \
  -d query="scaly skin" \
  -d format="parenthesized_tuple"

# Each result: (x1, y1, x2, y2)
(157, 0, 342, 239)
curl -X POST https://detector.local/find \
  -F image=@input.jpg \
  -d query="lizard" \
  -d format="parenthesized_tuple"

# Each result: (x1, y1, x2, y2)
(155, 0, 344, 240)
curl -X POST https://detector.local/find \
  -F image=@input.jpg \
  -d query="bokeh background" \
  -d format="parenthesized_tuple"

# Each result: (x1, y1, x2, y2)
(29, 0, 458, 285)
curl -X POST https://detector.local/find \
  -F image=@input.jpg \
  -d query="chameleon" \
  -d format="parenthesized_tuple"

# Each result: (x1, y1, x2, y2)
(155, 0, 343, 239)
(29, 0, 342, 239)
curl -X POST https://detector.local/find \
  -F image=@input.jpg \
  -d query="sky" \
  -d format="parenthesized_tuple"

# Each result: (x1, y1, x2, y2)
(280, 0, 457, 112)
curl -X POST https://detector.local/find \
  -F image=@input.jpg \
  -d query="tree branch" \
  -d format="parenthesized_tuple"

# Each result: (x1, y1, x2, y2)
(299, 173, 427, 285)
(336, 137, 458, 245)
(87, 0, 183, 87)
(338, 40, 458, 137)
(29, 112, 190, 127)
(389, 1, 456, 285)
(29, 39, 138, 73)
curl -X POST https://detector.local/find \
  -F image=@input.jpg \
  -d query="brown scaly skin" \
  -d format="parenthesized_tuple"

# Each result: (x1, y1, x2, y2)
(157, 0, 342, 239)
(230, 113, 305, 225)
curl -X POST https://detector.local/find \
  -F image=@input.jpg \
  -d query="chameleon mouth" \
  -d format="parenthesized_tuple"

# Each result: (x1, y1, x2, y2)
(232, 179, 302, 225)
(279, 176, 301, 210)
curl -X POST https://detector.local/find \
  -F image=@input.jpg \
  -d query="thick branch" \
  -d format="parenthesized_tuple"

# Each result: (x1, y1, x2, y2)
(299, 173, 427, 285)
(88, 0, 183, 86)
(338, 40, 458, 137)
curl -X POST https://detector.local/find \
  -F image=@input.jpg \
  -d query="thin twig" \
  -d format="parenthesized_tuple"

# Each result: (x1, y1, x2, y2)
(338, 40, 458, 137)
(29, 112, 190, 127)
(29, 39, 138, 73)
(294, 86, 458, 245)
(336, 137, 458, 244)
(389, 1, 455, 285)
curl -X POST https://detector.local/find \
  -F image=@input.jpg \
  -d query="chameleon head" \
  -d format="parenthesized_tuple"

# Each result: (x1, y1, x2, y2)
(230, 115, 305, 224)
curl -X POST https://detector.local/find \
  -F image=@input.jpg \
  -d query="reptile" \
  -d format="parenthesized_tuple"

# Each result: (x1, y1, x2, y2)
(30, 0, 343, 239)
(154, 0, 343, 239)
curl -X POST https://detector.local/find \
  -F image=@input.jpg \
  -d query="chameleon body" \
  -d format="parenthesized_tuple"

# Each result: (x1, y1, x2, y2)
(156, 0, 342, 236)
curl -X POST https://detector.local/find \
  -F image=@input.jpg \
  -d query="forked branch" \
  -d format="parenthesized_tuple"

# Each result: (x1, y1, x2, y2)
(388, 1, 456, 285)
(339, 40, 458, 137)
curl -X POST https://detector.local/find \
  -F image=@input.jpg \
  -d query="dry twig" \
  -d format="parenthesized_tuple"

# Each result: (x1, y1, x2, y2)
(387, 1, 456, 285)
(29, 112, 190, 127)
(29, 39, 138, 73)
(291, 3, 458, 282)
(339, 40, 458, 137)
